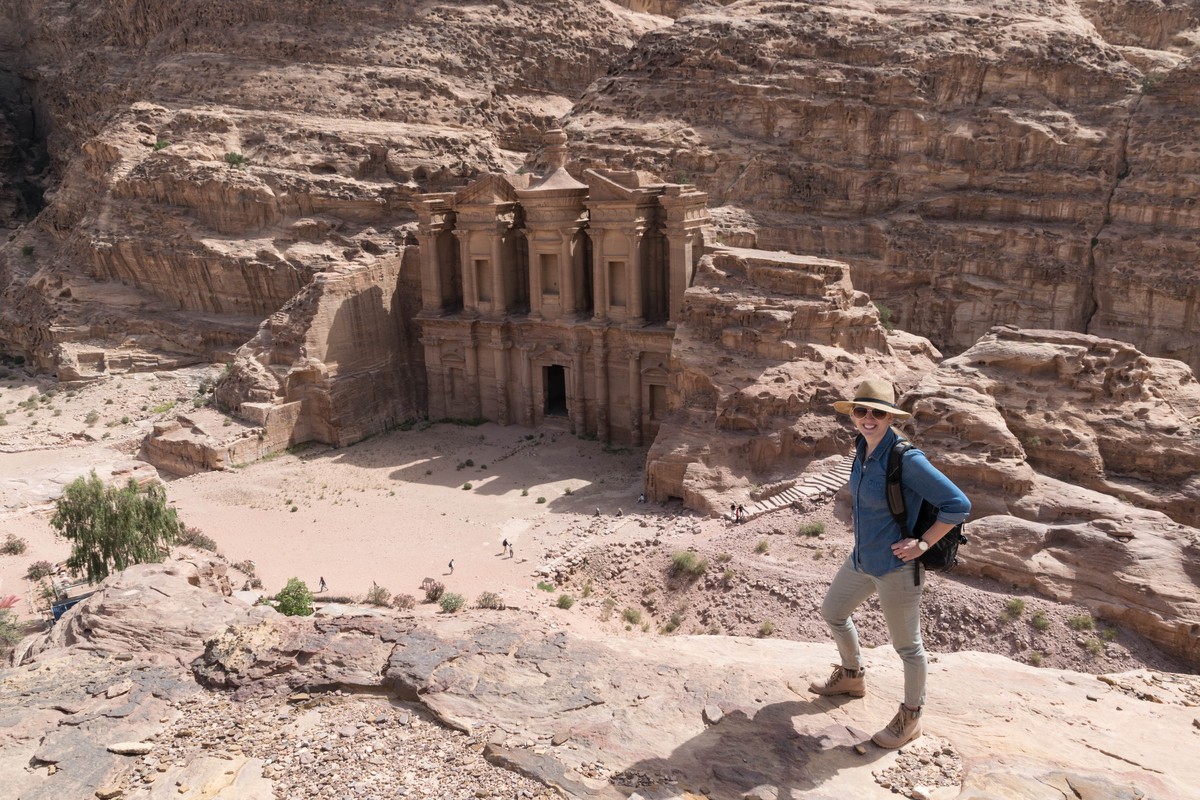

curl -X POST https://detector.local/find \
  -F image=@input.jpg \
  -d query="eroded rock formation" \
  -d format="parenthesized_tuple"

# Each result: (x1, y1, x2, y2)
(897, 326, 1200, 665)
(646, 246, 941, 511)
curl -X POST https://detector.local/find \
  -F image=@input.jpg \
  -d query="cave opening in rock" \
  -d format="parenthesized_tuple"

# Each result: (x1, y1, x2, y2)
(544, 365, 568, 417)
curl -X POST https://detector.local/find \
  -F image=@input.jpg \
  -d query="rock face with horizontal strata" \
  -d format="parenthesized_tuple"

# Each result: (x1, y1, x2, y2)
(566, 0, 1200, 373)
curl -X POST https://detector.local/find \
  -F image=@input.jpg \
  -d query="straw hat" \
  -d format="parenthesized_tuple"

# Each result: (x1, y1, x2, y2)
(832, 378, 911, 420)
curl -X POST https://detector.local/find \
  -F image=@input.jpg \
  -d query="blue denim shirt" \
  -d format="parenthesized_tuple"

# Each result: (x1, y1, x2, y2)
(850, 428, 972, 577)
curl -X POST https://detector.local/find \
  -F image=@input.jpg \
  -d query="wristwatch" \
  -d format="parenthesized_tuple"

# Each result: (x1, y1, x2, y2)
(916, 539, 929, 552)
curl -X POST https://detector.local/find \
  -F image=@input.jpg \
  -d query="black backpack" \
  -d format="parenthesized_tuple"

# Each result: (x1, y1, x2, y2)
(884, 439, 967, 583)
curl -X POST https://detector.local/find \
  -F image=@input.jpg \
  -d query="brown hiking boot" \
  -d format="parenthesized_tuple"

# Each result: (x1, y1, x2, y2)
(872, 703, 923, 749)
(808, 664, 866, 698)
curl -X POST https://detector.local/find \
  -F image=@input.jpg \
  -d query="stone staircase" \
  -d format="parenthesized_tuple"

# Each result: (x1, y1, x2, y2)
(743, 451, 854, 520)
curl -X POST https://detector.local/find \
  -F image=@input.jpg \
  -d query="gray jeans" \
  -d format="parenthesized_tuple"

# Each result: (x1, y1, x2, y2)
(820, 555, 926, 708)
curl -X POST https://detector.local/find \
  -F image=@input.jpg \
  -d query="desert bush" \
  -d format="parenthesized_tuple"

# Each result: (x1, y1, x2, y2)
(85, 410, 99, 425)
(1083, 638, 1103, 657)
(797, 522, 825, 537)
(476, 591, 504, 610)
(0, 595, 23, 652)
(274, 578, 314, 617)
(758, 621, 776, 637)
(1, 533, 27, 555)
(1028, 651, 1044, 667)
(392, 593, 416, 610)
(1030, 610, 1050, 632)
(365, 584, 391, 606)
(50, 470, 182, 583)
(715, 552, 732, 564)
(754, 539, 769, 554)
(536, 496, 546, 504)
(670, 551, 707, 578)
(224, 151, 247, 167)
(439, 592, 465, 613)
(424, 581, 445, 602)
(25, 560, 55, 580)
(1067, 614, 1095, 632)
(462, 482, 472, 490)
(556, 593, 575, 610)
(1002, 598, 1026, 621)
(178, 526, 218, 552)
(537, 581, 555, 592)
(621, 607, 642, 625)
(661, 611, 683, 634)
(232, 559, 257, 576)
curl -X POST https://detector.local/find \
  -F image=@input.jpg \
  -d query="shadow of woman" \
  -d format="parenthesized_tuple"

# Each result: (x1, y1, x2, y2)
(613, 698, 885, 799)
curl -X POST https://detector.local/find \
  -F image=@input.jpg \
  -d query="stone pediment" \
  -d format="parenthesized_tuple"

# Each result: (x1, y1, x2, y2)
(584, 168, 662, 203)
(453, 173, 528, 208)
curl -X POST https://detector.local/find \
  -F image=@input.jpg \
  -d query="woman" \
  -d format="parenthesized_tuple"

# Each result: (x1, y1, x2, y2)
(808, 378, 970, 748)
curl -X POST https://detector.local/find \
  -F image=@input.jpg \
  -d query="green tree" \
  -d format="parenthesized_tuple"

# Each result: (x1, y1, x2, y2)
(275, 578, 314, 616)
(50, 471, 182, 584)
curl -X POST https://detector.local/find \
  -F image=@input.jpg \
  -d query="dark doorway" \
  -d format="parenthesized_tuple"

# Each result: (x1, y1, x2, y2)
(544, 365, 568, 417)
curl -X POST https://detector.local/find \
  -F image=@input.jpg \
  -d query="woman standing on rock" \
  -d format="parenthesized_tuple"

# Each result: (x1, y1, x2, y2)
(808, 378, 970, 749)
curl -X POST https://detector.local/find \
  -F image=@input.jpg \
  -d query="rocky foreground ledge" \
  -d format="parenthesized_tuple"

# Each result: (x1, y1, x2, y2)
(2, 560, 1197, 800)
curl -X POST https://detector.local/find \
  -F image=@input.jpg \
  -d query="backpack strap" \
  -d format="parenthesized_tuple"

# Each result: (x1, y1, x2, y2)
(886, 439, 913, 536)
(885, 438, 924, 586)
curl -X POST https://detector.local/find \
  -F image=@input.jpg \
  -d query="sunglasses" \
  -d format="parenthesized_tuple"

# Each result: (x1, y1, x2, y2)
(852, 406, 891, 419)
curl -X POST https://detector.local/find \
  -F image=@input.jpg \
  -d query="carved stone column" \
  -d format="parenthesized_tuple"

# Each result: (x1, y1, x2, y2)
(519, 345, 535, 425)
(421, 335, 446, 420)
(594, 334, 610, 443)
(493, 338, 511, 425)
(491, 224, 507, 317)
(571, 342, 586, 436)
(464, 335, 482, 420)
(628, 350, 643, 446)
(625, 228, 646, 327)
(660, 184, 710, 326)
(455, 230, 478, 317)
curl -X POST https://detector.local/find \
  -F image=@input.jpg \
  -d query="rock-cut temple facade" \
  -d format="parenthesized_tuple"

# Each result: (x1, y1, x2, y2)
(412, 130, 708, 445)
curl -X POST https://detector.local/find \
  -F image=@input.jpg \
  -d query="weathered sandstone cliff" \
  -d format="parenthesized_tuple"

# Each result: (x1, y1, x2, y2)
(567, 0, 1200, 373)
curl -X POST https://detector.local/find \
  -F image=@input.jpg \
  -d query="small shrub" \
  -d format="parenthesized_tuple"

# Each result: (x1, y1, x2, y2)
(1083, 638, 1103, 657)
(754, 539, 769, 554)
(151, 401, 176, 414)
(476, 591, 505, 610)
(661, 612, 684, 634)
(1067, 614, 1095, 632)
(153, 139, 169, 150)
(536, 496, 546, 504)
(224, 151, 247, 168)
(1030, 610, 1050, 632)
(564, 486, 573, 495)
(670, 551, 708, 578)
(622, 607, 642, 625)
(537, 580, 555, 592)
(1100, 626, 1118, 642)
(275, 578, 314, 617)
(392, 593, 416, 610)
(233, 559, 257, 577)
(600, 597, 616, 620)
(424, 581, 445, 602)
(85, 410, 100, 426)
(581, 582, 593, 598)
(462, 482, 472, 490)
(874, 301, 894, 331)
(521, 488, 529, 496)
(716, 552, 732, 564)
(1028, 651, 1043, 667)
(758, 621, 776, 637)
(21, 245, 34, 257)
(797, 522, 825, 537)
(178, 526, 218, 552)
(1, 533, 27, 555)
(365, 584, 391, 606)
(25, 560, 55, 580)
(439, 592, 465, 613)
(556, 593, 575, 610)
(1003, 598, 1026, 621)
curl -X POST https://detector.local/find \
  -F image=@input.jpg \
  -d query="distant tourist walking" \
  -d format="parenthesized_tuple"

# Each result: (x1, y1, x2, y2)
(448, 559, 455, 575)
(501, 538, 509, 555)
(318, 576, 327, 593)
(808, 378, 970, 749)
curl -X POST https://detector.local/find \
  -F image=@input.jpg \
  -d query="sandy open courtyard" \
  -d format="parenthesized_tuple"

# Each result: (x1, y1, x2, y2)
(0, 375, 671, 623)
